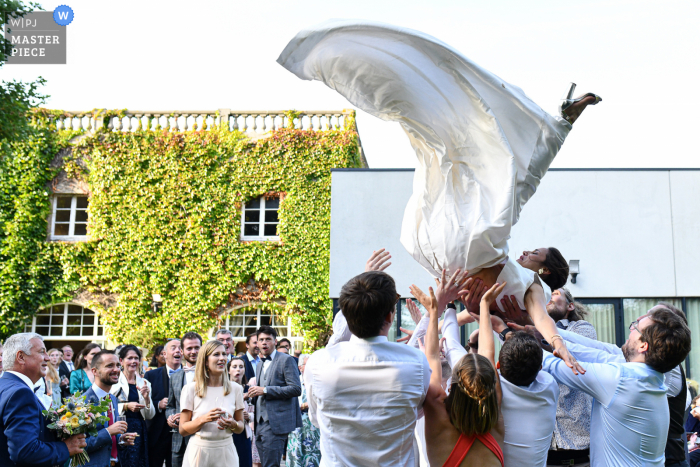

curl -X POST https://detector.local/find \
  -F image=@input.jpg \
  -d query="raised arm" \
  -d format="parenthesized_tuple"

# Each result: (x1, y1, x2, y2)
(541, 351, 618, 406)
(442, 307, 467, 369)
(524, 283, 585, 375)
(478, 283, 506, 367)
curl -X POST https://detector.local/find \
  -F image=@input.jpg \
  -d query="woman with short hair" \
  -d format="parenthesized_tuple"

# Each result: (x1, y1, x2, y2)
(111, 344, 155, 467)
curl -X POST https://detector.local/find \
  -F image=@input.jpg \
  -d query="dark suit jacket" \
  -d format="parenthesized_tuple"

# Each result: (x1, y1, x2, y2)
(144, 366, 172, 448)
(58, 361, 72, 398)
(0, 372, 70, 467)
(253, 352, 302, 436)
(240, 354, 256, 382)
(82, 388, 120, 467)
(165, 369, 190, 454)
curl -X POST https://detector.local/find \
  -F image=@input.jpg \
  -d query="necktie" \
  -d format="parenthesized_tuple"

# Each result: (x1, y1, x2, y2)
(108, 402, 118, 460)
(169, 368, 182, 375)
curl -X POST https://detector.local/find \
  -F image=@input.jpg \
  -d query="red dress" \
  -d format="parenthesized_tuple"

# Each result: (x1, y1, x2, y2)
(442, 432, 504, 467)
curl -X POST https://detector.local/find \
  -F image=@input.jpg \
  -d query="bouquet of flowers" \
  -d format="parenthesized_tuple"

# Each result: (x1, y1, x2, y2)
(43, 392, 112, 467)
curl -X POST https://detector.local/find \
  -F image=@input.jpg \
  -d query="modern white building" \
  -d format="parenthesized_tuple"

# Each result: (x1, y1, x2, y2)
(329, 168, 700, 378)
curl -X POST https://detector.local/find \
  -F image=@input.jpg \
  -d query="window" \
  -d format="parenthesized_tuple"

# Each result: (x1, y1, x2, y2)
(241, 196, 279, 241)
(221, 307, 301, 349)
(51, 195, 89, 240)
(25, 303, 104, 339)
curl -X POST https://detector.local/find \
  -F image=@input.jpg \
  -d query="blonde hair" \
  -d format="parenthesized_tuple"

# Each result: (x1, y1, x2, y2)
(194, 340, 232, 398)
(445, 353, 499, 436)
(45, 348, 61, 383)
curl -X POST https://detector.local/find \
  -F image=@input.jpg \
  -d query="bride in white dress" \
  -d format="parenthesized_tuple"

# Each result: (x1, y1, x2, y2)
(278, 20, 601, 370)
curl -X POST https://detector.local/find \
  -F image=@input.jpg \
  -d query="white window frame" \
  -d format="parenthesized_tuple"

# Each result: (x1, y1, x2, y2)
(219, 307, 303, 350)
(240, 196, 280, 241)
(25, 303, 106, 344)
(50, 195, 89, 241)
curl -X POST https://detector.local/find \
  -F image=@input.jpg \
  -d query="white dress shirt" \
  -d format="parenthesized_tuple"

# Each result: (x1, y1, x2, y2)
(183, 364, 196, 386)
(306, 312, 430, 467)
(6, 370, 35, 389)
(542, 341, 669, 467)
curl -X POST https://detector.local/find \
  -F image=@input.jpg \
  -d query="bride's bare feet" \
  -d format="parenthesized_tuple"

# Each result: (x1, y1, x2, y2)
(562, 94, 601, 124)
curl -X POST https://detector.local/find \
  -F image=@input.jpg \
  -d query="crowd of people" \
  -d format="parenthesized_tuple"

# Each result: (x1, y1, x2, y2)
(0, 246, 695, 467)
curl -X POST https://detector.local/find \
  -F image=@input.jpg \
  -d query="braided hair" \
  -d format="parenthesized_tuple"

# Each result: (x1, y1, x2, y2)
(444, 353, 499, 436)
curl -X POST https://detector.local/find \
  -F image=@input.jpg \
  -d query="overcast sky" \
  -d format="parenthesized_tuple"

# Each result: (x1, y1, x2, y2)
(2, 0, 698, 168)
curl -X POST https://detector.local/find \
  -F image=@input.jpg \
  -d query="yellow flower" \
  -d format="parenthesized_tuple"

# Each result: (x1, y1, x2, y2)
(65, 412, 72, 417)
(70, 416, 80, 428)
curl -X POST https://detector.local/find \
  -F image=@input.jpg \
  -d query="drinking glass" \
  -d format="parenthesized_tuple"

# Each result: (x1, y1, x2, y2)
(117, 416, 127, 445)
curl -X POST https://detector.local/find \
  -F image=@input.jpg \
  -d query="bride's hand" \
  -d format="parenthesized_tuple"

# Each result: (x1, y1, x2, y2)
(552, 341, 586, 375)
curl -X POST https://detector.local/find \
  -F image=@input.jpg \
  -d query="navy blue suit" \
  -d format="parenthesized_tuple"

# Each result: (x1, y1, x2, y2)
(82, 387, 120, 467)
(241, 354, 256, 382)
(0, 372, 70, 467)
(144, 366, 173, 467)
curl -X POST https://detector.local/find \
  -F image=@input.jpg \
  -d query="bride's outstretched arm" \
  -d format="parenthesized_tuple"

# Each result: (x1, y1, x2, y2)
(525, 283, 586, 375)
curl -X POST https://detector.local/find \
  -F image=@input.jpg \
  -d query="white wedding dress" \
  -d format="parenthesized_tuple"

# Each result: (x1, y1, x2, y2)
(278, 20, 570, 307)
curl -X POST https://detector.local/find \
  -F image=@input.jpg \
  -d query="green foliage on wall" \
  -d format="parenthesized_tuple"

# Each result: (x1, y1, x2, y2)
(0, 115, 362, 349)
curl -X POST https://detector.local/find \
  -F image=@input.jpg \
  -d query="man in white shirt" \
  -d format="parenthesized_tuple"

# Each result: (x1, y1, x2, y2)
(305, 270, 431, 467)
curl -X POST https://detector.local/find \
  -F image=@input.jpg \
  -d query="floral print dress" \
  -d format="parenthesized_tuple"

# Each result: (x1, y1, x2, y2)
(286, 380, 321, 467)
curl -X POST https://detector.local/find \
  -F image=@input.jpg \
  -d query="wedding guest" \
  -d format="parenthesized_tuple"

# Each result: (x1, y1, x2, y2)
(685, 397, 700, 467)
(414, 272, 505, 467)
(216, 329, 235, 361)
(58, 344, 74, 398)
(167, 332, 202, 467)
(83, 350, 136, 466)
(286, 354, 321, 467)
(179, 340, 246, 467)
(542, 305, 691, 466)
(242, 334, 260, 381)
(305, 271, 429, 466)
(0, 332, 87, 466)
(149, 345, 165, 370)
(70, 343, 102, 395)
(250, 325, 302, 467)
(145, 339, 182, 467)
(46, 348, 63, 407)
(112, 345, 156, 467)
(229, 357, 253, 467)
(293, 350, 301, 359)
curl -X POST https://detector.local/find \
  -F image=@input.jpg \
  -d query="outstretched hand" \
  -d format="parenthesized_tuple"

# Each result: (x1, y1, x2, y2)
(480, 282, 507, 309)
(458, 278, 487, 315)
(492, 294, 532, 326)
(468, 311, 509, 334)
(397, 327, 414, 343)
(365, 249, 392, 272)
(406, 298, 423, 323)
(552, 342, 586, 375)
(434, 269, 470, 311)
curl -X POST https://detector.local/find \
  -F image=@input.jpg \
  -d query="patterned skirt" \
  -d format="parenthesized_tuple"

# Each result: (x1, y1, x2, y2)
(286, 414, 321, 467)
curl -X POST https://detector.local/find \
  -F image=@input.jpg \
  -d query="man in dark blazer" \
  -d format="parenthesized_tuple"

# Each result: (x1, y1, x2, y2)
(241, 333, 260, 382)
(248, 326, 302, 467)
(145, 339, 182, 467)
(82, 350, 133, 467)
(57, 345, 74, 398)
(166, 332, 201, 467)
(0, 332, 86, 467)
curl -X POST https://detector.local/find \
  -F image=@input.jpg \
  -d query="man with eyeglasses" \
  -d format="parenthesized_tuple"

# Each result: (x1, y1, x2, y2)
(541, 303, 691, 467)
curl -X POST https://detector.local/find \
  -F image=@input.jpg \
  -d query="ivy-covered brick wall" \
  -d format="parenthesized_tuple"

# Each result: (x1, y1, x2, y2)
(0, 113, 362, 349)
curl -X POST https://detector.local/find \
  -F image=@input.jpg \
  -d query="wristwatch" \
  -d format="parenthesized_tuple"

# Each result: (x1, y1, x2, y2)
(447, 302, 457, 310)
(499, 327, 513, 340)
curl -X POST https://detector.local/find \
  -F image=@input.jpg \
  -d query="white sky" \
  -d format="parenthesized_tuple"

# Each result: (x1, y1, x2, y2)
(2, 0, 699, 168)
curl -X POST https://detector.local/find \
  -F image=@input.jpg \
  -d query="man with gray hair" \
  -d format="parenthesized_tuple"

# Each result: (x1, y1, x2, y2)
(0, 332, 87, 466)
(215, 329, 235, 361)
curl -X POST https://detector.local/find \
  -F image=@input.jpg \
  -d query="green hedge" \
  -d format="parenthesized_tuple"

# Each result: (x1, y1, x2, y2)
(0, 115, 361, 349)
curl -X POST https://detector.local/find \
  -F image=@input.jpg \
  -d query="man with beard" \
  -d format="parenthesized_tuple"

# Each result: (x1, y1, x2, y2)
(166, 332, 201, 467)
(544, 288, 596, 467)
(541, 304, 691, 466)
(83, 350, 136, 466)
(145, 339, 182, 467)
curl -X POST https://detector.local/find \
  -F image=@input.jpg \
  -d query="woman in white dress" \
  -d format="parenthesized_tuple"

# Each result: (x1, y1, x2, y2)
(179, 340, 246, 467)
(278, 20, 601, 371)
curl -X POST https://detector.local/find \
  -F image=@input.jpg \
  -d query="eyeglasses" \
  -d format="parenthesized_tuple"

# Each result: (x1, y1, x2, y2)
(629, 320, 641, 334)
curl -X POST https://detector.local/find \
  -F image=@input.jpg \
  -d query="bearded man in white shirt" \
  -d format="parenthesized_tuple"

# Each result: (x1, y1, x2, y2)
(305, 270, 431, 467)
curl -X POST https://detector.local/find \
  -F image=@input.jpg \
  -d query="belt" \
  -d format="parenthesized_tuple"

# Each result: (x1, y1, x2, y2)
(547, 448, 590, 465)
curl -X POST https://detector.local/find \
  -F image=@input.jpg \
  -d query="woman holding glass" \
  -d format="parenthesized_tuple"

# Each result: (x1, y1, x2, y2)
(179, 340, 245, 467)
(69, 343, 101, 394)
(111, 345, 155, 467)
